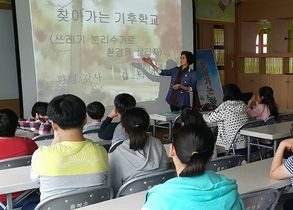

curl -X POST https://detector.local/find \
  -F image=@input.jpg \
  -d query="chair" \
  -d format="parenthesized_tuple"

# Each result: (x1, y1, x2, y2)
(256, 116, 280, 159)
(34, 186, 114, 210)
(162, 115, 181, 143)
(116, 169, 176, 198)
(264, 116, 279, 125)
(108, 140, 124, 153)
(206, 155, 241, 172)
(241, 188, 280, 210)
(83, 128, 101, 142)
(226, 120, 264, 156)
(0, 155, 32, 170)
(83, 128, 111, 147)
(32, 133, 54, 141)
(83, 128, 100, 135)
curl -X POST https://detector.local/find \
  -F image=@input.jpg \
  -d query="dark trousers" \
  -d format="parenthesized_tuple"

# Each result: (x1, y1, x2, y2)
(170, 105, 189, 112)
(284, 199, 293, 210)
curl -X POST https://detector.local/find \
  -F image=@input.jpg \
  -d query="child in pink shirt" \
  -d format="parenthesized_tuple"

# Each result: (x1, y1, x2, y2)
(247, 86, 279, 120)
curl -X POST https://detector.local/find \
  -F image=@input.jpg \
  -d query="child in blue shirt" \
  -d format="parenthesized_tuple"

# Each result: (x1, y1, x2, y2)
(142, 123, 244, 210)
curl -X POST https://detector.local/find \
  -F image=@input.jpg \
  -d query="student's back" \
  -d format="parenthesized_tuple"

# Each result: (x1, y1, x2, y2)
(108, 107, 168, 193)
(30, 94, 108, 201)
(142, 124, 244, 210)
(247, 86, 279, 120)
(98, 93, 136, 141)
(0, 109, 38, 160)
(83, 101, 105, 131)
(32, 139, 107, 200)
(203, 84, 248, 150)
(109, 135, 168, 193)
(0, 109, 38, 208)
(18, 102, 53, 137)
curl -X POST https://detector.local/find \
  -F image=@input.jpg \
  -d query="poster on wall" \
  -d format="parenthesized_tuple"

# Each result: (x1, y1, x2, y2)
(196, 49, 223, 106)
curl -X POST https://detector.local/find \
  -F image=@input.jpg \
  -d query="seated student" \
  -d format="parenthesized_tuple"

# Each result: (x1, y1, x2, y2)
(180, 107, 206, 126)
(142, 124, 244, 210)
(18, 102, 53, 137)
(108, 107, 168, 194)
(83, 101, 105, 131)
(98, 93, 136, 144)
(247, 86, 279, 120)
(181, 107, 220, 157)
(270, 138, 293, 210)
(27, 94, 108, 208)
(203, 84, 248, 150)
(0, 109, 39, 209)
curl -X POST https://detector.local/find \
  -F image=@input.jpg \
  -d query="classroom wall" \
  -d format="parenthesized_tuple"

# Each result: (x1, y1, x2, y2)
(0, 9, 18, 99)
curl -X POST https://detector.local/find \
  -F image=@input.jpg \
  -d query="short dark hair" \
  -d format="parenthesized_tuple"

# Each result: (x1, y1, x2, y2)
(180, 107, 206, 126)
(31, 102, 48, 117)
(114, 93, 136, 115)
(47, 94, 86, 130)
(223, 84, 242, 101)
(181, 51, 194, 66)
(173, 123, 215, 177)
(86, 101, 105, 120)
(121, 107, 150, 151)
(0, 109, 18, 137)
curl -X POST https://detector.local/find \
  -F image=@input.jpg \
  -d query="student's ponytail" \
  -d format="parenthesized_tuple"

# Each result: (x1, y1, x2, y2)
(172, 124, 215, 177)
(121, 107, 150, 151)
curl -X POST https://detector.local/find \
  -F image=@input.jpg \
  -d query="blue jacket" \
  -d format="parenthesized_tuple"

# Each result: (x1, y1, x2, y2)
(160, 66, 197, 107)
(142, 170, 244, 210)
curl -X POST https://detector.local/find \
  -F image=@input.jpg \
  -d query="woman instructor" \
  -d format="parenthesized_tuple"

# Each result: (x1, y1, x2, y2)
(142, 51, 197, 111)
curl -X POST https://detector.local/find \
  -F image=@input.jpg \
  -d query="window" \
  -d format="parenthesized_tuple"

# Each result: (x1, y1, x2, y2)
(256, 28, 268, 54)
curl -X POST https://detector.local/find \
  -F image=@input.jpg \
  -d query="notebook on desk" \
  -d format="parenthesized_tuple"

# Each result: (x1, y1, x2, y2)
(150, 112, 180, 121)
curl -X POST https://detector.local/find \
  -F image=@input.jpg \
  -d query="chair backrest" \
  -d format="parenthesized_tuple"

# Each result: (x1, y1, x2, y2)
(163, 115, 181, 143)
(32, 133, 54, 141)
(264, 116, 278, 125)
(116, 169, 176, 198)
(226, 120, 264, 155)
(83, 128, 100, 135)
(83, 128, 101, 142)
(241, 188, 280, 210)
(108, 140, 124, 153)
(0, 155, 32, 170)
(34, 186, 114, 210)
(206, 155, 241, 172)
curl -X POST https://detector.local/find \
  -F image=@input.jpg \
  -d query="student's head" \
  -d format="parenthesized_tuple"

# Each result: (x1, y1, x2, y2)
(114, 93, 136, 115)
(0, 109, 18, 137)
(121, 107, 150, 151)
(180, 107, 206, 126)
(86, 101, 105, 120)
(258, 86, 274, 103)
(223, 84, 242, 101)
(172, 123, 215, 177)
(180, 51, 194, 67)
(258, 86, 279, 117)
(47, 94, 86, 130)
(31, 102, 48, 118)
